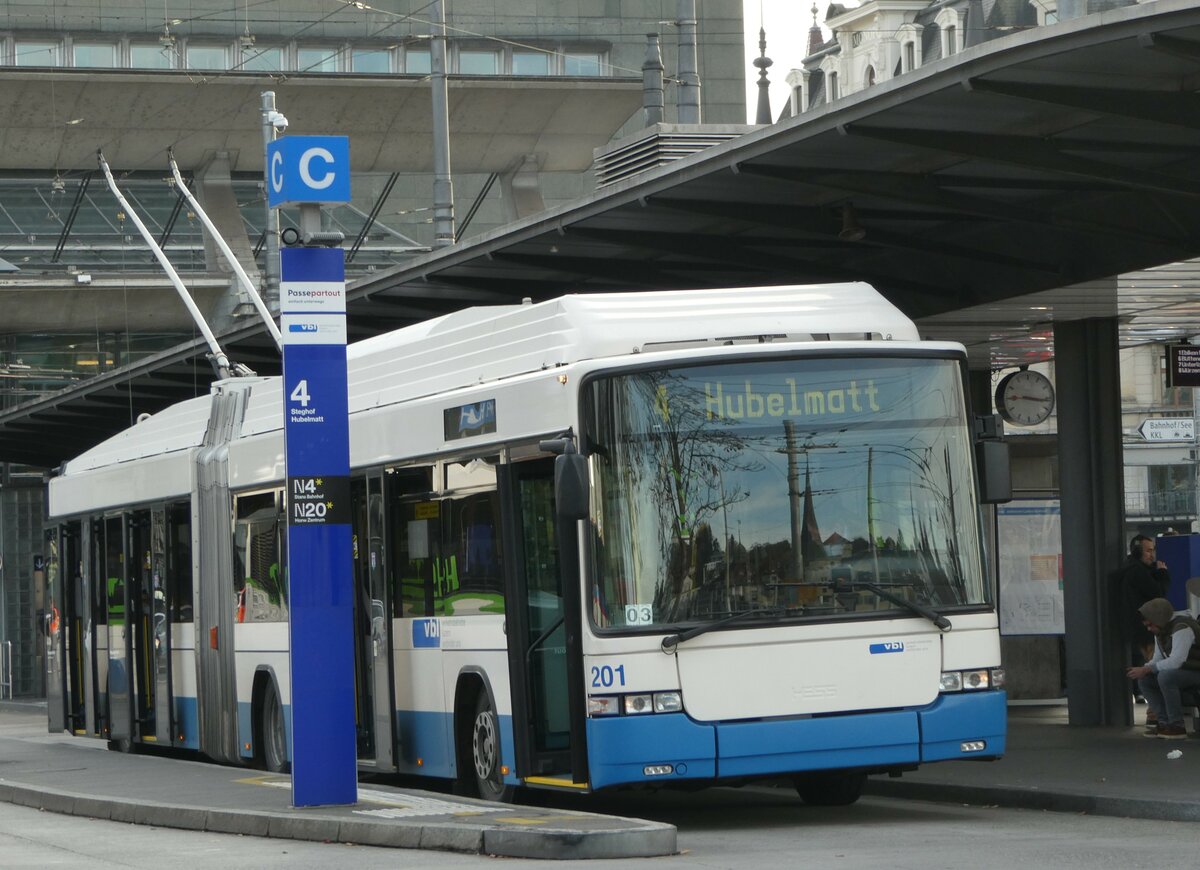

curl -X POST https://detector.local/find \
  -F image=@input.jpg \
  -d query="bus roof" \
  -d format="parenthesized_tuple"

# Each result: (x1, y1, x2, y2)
(341, 282, 918, 415)
(59, 283, 919, 478)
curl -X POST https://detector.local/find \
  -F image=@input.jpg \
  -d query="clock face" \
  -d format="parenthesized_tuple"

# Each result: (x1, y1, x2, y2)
(995, 370, 1055, 426)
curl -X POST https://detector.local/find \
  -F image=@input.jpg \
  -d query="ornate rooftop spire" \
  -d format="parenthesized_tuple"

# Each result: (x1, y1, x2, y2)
(807, 2, 825, 57)
(753, 25, 773, 123)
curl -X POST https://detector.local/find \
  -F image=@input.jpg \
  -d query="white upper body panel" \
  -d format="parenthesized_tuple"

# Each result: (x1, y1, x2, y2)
(49, 283, 937, 516)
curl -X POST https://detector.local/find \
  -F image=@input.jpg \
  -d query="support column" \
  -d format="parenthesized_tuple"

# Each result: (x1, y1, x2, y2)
(499, 154, 544, 221)
(194, 153, 263, 331)
(1054, 317, 1129, 726)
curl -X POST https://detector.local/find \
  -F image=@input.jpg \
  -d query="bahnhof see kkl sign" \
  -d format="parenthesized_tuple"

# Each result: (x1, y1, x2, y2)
(1139, 418, 1195, 442)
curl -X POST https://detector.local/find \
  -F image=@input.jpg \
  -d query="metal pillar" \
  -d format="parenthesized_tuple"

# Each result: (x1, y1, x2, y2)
(1053, 317, 1130, 726)
(676, 0, 701, 124)
(430, 0, 456, 248)
(643, 34, 664, 128)
(261, 92, 282, 312)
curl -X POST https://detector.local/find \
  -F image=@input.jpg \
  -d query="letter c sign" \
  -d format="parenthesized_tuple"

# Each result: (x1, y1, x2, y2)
(299, 148, 336, 190)
(270, 150, 284, 195)
(266, 136, 350, 207)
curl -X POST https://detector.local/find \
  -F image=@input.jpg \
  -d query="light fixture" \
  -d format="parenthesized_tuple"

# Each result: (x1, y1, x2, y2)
(838, 203, 866, 242)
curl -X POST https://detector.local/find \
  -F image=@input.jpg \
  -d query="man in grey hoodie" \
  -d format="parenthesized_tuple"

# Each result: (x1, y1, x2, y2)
(1126, 597, 1200, 739)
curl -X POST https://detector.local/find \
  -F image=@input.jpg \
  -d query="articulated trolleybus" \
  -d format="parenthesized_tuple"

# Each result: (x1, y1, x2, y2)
(45, 283, 1008, 805)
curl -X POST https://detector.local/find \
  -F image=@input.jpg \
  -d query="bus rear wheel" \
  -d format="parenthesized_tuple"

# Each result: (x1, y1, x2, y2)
(260, 680, 289, 774)
(793, 771, 866, 806)
(470, 691, 515, 803)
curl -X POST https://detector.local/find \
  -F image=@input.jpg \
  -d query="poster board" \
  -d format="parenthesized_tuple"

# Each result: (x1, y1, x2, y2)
(996, 499, 1064, 635)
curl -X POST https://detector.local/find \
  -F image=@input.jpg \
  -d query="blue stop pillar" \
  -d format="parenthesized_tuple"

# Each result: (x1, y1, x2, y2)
(280, 245, 357, 806)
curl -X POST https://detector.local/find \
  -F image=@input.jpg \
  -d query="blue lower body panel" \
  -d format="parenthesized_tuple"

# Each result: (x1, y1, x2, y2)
(174, 695, 200, 750)
(585, 691, 1006, 790)
(393, 710, 519, 786)
(717, 710, 921, 779)
(587, 713, 716, 790)
(919, 690, 1007, 761)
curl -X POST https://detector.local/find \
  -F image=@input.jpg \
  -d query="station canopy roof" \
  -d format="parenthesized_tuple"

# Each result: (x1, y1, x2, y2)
(5, 1, 1200, 469)
(0, 73, 642, 174)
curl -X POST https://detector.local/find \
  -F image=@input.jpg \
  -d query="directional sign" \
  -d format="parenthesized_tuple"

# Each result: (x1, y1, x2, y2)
(1138, 418, 1195, 442)
(267, 136, 350, 207)
(280, 245, 356, 807)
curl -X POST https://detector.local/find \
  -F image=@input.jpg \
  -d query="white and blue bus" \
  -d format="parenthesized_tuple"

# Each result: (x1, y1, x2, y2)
(44, 283, 1008, 805)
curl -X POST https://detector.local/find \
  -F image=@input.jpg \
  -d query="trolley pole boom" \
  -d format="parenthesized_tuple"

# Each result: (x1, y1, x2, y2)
(167, 152, 283, 354)
(97, 150, 245, 380)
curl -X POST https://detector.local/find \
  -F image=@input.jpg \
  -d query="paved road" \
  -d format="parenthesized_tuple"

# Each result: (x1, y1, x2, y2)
(3, 785, 1197, 869)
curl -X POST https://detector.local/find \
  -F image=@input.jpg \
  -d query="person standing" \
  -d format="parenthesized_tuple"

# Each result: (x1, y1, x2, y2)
(1126, 598, 1200, 739)
(1119, 535, 1170, 664)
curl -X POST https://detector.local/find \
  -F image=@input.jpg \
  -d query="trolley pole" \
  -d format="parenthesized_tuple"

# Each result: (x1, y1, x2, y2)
(267, 130, 357, 807)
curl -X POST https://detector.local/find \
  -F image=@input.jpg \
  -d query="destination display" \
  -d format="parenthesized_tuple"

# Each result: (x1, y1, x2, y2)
(1166, 344, 1200, 388)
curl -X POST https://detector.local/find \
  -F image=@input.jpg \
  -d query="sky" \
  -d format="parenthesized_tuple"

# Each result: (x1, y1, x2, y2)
(742, 0, 832, 122)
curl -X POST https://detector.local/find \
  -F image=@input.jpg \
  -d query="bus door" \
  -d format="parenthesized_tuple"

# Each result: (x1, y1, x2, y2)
(501, 457, 581, 783)
(84, 519, 104, 736)
(60, 522, 86, 733)
(149, 509, 172, 744)
(122, 511, 156, 743)
(44, 528, 66, 732)
(102, 514, 133, 745)
(352, 474, 395, 770)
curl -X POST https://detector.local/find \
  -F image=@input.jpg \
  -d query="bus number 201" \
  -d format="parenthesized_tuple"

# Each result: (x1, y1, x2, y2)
(590, 664, 626, 688)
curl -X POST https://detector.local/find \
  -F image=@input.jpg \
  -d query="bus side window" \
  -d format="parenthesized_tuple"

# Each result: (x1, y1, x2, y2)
(233, 491, 286, 623)
(167, 503, 193, 623)
(387, 466, 436, 619)
(444, 491, 504, 617)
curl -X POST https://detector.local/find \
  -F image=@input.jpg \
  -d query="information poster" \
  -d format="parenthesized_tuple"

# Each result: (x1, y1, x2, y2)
(996, 499, 1065, 635)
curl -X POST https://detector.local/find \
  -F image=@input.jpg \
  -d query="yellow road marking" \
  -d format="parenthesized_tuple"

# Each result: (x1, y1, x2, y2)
(523, 776, 590, 790)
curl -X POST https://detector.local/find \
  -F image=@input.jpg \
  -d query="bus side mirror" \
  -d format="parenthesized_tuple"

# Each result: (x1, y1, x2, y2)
(555, 452, 589, 521)
(976, 439, 1012, 504)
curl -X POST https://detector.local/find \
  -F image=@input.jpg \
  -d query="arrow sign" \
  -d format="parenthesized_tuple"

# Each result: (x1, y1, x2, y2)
(1138, 418, 1195, 442)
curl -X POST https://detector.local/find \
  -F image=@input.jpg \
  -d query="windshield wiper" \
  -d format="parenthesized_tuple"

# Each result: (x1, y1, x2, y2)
(836, 580, 951, 631)
(660, 607, 786, 655)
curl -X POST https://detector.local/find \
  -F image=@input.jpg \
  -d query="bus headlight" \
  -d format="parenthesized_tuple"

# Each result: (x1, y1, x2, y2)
(589, 690, 684, 716)
(940, 671, 963, 692)
(588, 696, 620, 716)
(962, 669, 990, 690)
(624, 694, 654, 714)
(940, 668, 1005, 693)
(653, 691, 682, 713)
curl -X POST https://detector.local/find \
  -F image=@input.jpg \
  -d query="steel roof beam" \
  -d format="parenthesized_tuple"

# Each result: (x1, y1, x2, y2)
(51, 172, 92, 263)
(1138, 32, 1200, 64)
(842, 123, 1200, 200)
(740, 163, 1187, 251)
(562, 225, 964, 309)
(647, 196, 1061, 275)
(966, 78, 1200, 133)
(491, 251, 700, 287)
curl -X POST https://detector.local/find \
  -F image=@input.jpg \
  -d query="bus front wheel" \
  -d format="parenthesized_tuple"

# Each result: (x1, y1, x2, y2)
(470, 691, 514, 803)
(793, 771, 866, 806)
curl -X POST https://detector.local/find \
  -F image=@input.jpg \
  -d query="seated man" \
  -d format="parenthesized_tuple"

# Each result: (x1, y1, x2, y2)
(1126, 598, 1200, 739)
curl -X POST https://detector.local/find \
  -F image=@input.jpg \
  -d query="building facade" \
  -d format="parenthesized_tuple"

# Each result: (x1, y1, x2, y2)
(0, 0, 747, 697)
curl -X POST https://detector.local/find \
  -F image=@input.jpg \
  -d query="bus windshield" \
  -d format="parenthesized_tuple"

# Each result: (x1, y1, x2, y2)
(585, 355, 987, 632)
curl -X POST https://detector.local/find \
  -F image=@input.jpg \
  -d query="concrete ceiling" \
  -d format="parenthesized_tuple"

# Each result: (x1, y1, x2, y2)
(6, 1, 1200, 467)
(0, 71, 642, 173)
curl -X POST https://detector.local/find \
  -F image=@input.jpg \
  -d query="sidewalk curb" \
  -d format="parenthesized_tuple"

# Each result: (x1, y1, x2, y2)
(867, 779, 1200, 823)
(0, 779, 677, 859)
